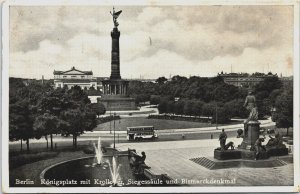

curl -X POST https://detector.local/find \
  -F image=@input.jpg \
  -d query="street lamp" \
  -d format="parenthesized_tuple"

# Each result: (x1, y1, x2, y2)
(215, 103, 218, 130)
(113, 112, 116, 149)
(109, 110, 112, 134)
(107, 101, 112, 134)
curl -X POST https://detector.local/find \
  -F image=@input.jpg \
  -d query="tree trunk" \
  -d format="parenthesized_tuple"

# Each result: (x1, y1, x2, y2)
(287, 127, 289, 136)
(73, 135, 77, 148)
(46, 137, 49, 149)
(26, 138, 29, 153)
(20, 139, 23, 152)
(74, 135, 77, 149)
(50, 134, 53, 150)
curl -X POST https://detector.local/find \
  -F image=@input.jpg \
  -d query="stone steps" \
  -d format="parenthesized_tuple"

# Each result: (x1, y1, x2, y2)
(276, 159, 287, 166)
(190, 157, 216, 169)
(190, 157, 289, 170)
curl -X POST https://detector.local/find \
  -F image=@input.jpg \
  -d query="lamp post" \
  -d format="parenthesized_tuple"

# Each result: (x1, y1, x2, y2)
(113, 112, 116, 149)
(110, 110, 112, 134)
(215, 103, 218, 130)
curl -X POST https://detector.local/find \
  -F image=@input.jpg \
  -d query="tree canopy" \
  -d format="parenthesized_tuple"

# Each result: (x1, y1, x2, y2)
(9, 79, 98, 151)
(129, 75, 290, 124)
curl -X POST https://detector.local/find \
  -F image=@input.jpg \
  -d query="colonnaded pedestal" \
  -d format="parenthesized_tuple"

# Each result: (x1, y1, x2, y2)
(98, 8, 136, 111)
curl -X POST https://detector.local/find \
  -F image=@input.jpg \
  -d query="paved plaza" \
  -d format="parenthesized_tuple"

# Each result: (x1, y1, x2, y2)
(8, 114, 294, 187)
(117, 138, 294, 186)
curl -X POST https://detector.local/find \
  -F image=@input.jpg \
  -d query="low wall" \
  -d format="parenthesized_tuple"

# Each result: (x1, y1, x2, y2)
(148, 114, 211, 123)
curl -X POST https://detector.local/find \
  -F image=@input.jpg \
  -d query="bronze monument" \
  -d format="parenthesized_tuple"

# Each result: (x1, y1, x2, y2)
(98, 7, 137, 111)
(239, 90, 261, 150)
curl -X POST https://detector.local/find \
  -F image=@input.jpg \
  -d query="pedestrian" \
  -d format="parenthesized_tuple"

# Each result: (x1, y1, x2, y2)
(219, 129, 227, 150)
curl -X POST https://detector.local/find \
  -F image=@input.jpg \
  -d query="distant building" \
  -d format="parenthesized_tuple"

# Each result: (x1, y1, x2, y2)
(53, 66, 97, 89)
(127, 78, 156, 83)
(218, 71, 278, 88)
(279, 75, 293, 83)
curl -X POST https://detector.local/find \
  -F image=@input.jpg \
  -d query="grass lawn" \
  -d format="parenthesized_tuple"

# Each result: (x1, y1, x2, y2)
(94, 117, 241, 131)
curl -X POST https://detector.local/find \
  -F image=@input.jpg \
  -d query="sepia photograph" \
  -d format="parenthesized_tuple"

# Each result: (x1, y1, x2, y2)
(1, 0, 299, 193)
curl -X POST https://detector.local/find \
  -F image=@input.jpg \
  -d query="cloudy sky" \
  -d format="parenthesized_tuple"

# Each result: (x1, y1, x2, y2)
(10, 5, 293, 79)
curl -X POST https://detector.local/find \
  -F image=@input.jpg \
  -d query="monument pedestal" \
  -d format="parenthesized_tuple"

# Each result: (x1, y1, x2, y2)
(98, 96, 137, 111)
(238, 120, 260, 150)
(214, 150, 241, 160)
(99, 79, 137, 111)
(266, 147, 289, 157)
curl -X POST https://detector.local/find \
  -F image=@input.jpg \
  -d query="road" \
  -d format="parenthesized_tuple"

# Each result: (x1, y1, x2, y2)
(9, 116, 276, 152)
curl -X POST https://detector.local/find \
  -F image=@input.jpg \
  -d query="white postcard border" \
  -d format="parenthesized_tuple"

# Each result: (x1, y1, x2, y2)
(2, 0, 300, 193)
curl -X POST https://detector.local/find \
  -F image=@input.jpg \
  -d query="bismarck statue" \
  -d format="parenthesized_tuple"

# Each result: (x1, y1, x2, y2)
(244, 91, 258, 125)
(238, 90, 261, 150)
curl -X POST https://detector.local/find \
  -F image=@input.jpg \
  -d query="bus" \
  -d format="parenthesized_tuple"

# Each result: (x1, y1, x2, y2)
(127, 126, 158, 141)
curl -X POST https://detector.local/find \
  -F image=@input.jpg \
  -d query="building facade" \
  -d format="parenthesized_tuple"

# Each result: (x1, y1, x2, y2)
(218, 71, 278, 88)
(53, 66, 97, 89)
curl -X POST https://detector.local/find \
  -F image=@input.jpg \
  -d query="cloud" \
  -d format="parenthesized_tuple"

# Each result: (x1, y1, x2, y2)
(137, 7, 165, 24)
(9, 5, 294, 79)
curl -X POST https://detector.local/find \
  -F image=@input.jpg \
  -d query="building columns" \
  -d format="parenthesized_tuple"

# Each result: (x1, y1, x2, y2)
(103, 82, 128, 96)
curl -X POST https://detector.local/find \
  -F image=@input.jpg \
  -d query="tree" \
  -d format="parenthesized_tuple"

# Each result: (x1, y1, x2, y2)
(9, 80, 52, 152)
(156, 77, 168, 84)
(272, 87, 293, 136)
(166, 101, 175, 114)
(202, 103, 215, 119)
(83, 105, 98, 133)
(64, 107, 96, 148)
(59, 86, 97, 148)
(60, 109, 85, 148)
(183, 100, 195, 116)
(213, 83, 239, 102)
(194, 100, 205, 117)
(9, 99, 34, 152)
(67, 85, 91, 108)
(174, 100, 184, 115)
(90, 103, 106, 117)
(135, 94, 149, 105)
(255, 77, 282, 94)
(34, 113, 59, 150)
(212, 107, 231, 124)
(269, 89, 282, 106)
(150, 95, 160, 105)
(37, 94, 63, 116)
(224, 99, 248, 118)
(158, 100, 168, 114)
(171, 75, 188, 83)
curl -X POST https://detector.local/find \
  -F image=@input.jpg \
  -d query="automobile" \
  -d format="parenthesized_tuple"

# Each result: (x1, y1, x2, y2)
(127, 126, 158, 141)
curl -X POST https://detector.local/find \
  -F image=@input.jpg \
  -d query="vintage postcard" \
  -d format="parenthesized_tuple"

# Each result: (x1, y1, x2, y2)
(2, 0, 300, 193)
